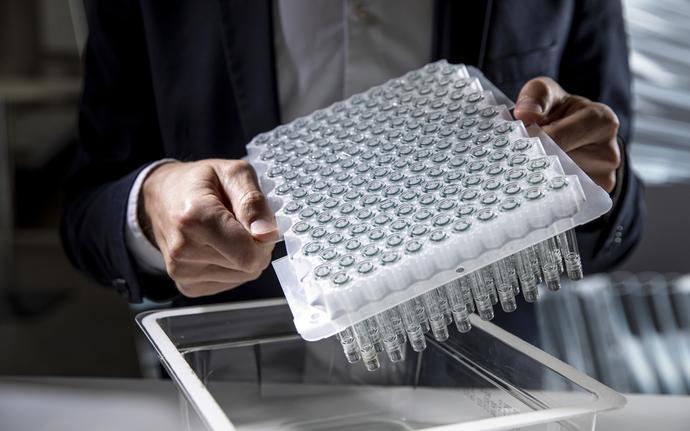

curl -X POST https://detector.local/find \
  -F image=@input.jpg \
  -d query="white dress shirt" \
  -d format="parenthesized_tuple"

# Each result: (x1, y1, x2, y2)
(125, 0, 434, 274)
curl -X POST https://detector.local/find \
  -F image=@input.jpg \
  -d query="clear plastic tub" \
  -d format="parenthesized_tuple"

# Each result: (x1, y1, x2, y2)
(137, 299, 625, 430)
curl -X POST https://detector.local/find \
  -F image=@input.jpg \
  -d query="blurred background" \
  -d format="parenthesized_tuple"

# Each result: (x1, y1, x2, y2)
(0, 0, 688, 392)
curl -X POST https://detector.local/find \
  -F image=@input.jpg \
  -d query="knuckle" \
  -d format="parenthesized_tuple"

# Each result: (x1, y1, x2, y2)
(168, 235, 187, 256)
(192, 162, 216, 178)
(255, 253, 272, 273)
(172, 206, 203, 233)
(608, 172, 617, 188)
(167, 235, 190, 264)
(530, 76, 553, 88)
(175, 283, 203, 298)
(235, 268, 263, 285)
(256, 250, 273, 271)
(607, 140, 622, 169)
(245, 256, 266, 274)
(240, 190, 266, 213)
(601, 173, 616, 192)
(603, 105, 620, 127)
(232, 247, 256, 270)
(591, 103, 620, 131)
(235, 159, 253, 171)
(245, 270, 264, 282)
(227, 159, 253, 177)
(165, 257, 181, 279)
(569, 95, 591, 110)
(236, 246, 270, 273)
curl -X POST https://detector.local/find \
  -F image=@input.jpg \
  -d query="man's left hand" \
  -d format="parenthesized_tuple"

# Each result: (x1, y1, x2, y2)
(513, 77, 621, 193)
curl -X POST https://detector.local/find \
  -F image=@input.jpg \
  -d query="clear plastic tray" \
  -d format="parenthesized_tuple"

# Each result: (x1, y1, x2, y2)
(137, 299, 625, 431)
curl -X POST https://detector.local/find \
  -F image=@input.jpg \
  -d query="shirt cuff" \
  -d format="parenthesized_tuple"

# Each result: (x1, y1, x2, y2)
(124, 159, 177, 274)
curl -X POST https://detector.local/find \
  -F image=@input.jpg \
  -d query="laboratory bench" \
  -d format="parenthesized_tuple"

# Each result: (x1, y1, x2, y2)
(1, 299, 671, 430)
(1, 376, 688, 430)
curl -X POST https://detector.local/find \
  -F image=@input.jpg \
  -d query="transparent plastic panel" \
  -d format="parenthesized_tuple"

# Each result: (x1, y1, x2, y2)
(138, 300, 626, 431)
(247, 60, 612, 345)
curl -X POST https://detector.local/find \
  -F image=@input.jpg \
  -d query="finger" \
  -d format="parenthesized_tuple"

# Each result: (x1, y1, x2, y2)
(164, 240, 238, 267)
(541, 107, 617, 153)
(176, 279, 245, 298)
(215, 160, 279, 242)
(567, 148, 612, 174)
(171, 263, 264, 285)
(162, 202, 274, 273)
(205, 211, 275, 272)
(163, 211, 273, 279)
(160, 197, 245, 264)
(513, 77, 568, 125)
(566, 147, 619, 192)
(567, 144, 621, 173)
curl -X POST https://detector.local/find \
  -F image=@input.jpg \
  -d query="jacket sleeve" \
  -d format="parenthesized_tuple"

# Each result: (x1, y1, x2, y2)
(60, 0, 176, 302)
(557, 0, 645, 273)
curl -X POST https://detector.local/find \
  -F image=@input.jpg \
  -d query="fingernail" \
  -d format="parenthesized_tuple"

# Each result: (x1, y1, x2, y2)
(516, 97, 543, 114)
(250, 219, 277, 236)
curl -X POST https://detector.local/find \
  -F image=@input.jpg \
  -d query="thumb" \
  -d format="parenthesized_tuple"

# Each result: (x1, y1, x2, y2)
(217, 160, 279, 243)
(513, 77, 567, 125)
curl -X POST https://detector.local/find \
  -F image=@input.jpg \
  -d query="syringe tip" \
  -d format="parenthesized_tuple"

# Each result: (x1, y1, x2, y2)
(344, 350, 361, 363)
(477, 304, 494, 321)
(523, 289, 539, 303)
(364, 356, 381, 371)
(454, 317, 471, 333)
(387, 349, 404, 363)
(431, 321, 450, 342)
(546, 279, 561, 291)
(567, 269, 583, 280)
(500, 298, 517, 313)
(420, 320, 431, 334)
(409, 335, 427, 352)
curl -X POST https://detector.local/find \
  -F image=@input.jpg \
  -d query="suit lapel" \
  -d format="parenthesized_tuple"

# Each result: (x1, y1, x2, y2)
(216, 0, 280, 143)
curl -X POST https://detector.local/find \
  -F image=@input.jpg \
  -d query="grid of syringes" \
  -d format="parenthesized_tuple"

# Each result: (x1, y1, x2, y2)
(249, 61, 588, 371)
(335, 232, 583, 371)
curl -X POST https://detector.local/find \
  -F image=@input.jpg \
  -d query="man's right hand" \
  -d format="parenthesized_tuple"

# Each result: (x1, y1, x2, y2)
(139, 159, 278, 297)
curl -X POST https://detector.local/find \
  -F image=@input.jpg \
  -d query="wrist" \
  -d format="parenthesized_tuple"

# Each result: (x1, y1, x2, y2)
(140, 161, 180, 248)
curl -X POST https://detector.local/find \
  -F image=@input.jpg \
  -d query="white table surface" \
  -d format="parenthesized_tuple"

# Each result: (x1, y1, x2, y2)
(0, 377, 688, 431)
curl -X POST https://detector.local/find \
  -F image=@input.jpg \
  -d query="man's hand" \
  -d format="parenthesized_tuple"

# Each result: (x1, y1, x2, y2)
(140, 159, 278, 297)
(513, 77, 621, 192)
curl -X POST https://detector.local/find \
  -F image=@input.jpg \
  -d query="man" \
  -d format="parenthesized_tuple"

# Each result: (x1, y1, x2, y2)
(62, 0, 644, 309)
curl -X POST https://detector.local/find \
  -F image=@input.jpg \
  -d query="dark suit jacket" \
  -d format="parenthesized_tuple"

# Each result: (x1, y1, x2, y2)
(62, 0, 645, 306)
